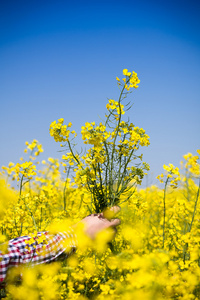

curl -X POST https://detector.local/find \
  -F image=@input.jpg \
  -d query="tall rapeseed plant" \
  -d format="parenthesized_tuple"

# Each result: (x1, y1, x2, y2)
(50, 69, 150, 212)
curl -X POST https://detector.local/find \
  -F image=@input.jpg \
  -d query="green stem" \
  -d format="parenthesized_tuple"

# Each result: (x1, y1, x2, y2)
(183, 178, 200, 264)
(97, 162, 103, 195)
(116, 148, 134, 194)
(19, 175, 24, 195)
(163, 177, 169, 249)
(110, 84, 126, 168)
(23, 198, 38, 232)
(67, 140, 81, 166)
(63, 166, 71, 211)
(108, 92, 125, 201)
(188, 178, 200, 233)
(103, 141, 110, 200)
(115, 134, 127, 191)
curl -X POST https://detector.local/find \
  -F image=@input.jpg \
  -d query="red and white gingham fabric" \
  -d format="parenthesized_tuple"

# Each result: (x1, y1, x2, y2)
(0, 230, 76, 283)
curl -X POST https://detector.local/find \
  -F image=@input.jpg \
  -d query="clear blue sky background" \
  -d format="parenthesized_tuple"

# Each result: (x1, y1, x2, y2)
(0, 0, 200, 187)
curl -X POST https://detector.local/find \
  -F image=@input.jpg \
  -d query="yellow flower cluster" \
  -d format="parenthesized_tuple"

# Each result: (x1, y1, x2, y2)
(182, 151, 200, 177)
(81, 122, 109, 147)
(49, 118, 76, 143)
(106, 99, 125, 115)
(1, 161, 37, 182)
(1, 140, 43, 184)
(7, 263, 60, 300)
(120, 69, 140, 91)
(15, 161, 37, 180)
(111, 122, 150, 163)
(24, 139, 43, 157)
(134, 127, 150, 146)
(157, 163, 181, 188)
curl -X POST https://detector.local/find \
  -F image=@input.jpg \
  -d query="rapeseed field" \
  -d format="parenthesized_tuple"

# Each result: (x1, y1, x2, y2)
(0, 69, 199, 299)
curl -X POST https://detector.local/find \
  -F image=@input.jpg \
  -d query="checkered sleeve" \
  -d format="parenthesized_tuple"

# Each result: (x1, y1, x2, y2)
(0, 243, 22, 283)
(0, 228, 77, 283)
(0, 252, 10, 283)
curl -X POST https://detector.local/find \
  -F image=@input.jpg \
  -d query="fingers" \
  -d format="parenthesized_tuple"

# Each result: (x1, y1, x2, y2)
(109, 218, 121, 227)
(87, 206, 120, 217)
(98, 212, 104, 218)
(86, 206, 121, 224)
(104, 206, 121, 216)
(102, 206, 120, 220)
(109, 206, 121, 214)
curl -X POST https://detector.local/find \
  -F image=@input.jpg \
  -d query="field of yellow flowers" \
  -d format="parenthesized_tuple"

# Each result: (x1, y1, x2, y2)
(0, 69, 200, 299)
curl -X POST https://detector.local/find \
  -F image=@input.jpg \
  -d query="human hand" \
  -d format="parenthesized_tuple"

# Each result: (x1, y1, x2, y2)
(81, 206, 121, 240)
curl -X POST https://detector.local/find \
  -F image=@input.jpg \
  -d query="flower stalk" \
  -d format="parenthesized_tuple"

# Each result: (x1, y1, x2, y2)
(50, 69, 150, 213)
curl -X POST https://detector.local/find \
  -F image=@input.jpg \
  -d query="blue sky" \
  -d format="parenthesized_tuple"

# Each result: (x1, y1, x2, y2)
(0, 0, 200, 187)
